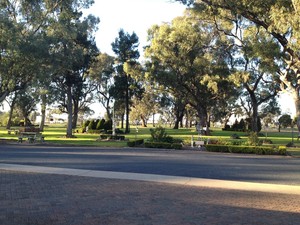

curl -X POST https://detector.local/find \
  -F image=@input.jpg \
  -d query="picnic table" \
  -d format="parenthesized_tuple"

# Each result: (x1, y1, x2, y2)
(18, 132, 44, 143)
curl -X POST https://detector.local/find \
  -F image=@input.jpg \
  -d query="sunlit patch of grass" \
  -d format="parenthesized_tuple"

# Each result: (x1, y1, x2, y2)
(1, 125, 300, 156)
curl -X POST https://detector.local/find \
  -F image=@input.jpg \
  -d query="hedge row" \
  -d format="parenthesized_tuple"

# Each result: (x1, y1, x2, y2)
(99, 135, 125, 140)
(205, 144, 287, 155)
(127, 139, 144, 147)
(144, 142, 182, 150)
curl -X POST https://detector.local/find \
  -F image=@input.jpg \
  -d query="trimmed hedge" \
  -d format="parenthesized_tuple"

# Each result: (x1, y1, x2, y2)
(87, 129, 101, 134)
(127, 139, 144, 147)
(144, 142, 182, 150)
(99, 135, 125, 140)
(206, 144, 287, 155)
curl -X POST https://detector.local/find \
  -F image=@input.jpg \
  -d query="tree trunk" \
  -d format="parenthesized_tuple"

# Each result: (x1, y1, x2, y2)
(174, 113, 184, 129)
(173, 103, 185, 129)
(39, 95, 47, 132)
(6, 105, 14, 129)
(72, 100, 79, 129)
(0, 91, 9, 104)
(141, 115, 147, 127)
(185, 109, 190, 128)
(251, 102, 259, 133)
(121, 113, 124, 129)
(6, 95, 17, 129)
(196, 105, 209, 135)
(24, 116, 31, 126)
(152, 114, 155, 127)
(293, 92, 300, 133)
(125, 76, 130, 133)
(66, 85, 73, 138)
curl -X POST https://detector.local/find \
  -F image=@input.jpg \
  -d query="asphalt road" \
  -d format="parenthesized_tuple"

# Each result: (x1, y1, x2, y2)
(0, 144, 299, 185)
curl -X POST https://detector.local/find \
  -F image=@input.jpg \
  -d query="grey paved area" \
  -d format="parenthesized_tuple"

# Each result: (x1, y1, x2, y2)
(0, 166, 300, 225)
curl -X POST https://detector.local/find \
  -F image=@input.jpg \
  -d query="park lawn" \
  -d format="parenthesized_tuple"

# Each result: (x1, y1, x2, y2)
(1, 125, 300, 156)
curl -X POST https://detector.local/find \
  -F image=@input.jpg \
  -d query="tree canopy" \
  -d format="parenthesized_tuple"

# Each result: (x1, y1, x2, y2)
(176, 0, 300, 131)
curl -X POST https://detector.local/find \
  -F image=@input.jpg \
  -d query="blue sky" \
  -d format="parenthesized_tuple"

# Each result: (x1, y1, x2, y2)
(86, 0, 186, 56)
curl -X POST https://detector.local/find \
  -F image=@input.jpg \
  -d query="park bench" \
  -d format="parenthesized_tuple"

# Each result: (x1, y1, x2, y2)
(18, 131, 44, 143)
(7, 129, 19, 135)
(191, 135, 205, 149)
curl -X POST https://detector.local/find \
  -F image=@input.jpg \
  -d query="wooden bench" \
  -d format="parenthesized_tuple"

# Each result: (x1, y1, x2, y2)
(194, 140, 205, 147)
(191, 135, 205, 148)
(18, 132, 45, 143)
(7, 129, 19, 135)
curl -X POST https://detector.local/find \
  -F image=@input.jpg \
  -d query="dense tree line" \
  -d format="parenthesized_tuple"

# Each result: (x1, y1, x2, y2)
(175, 0, 299, 131)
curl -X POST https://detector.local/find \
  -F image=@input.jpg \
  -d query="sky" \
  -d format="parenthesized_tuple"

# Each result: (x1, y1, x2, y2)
(85, 0, 186, 56)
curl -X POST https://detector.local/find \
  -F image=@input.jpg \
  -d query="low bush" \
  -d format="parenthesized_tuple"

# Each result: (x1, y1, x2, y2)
(149, 126, 182, 143)
(145, 142, 182, 150)
(278, 146, 287, 155)
(206, 144, 287, 155)
(87, 129, 101, 134)
(127, 139, 144, 147)
(99, 134, 125, 140)
(230, 133, 241, 139)
(263, 139, 273, 144)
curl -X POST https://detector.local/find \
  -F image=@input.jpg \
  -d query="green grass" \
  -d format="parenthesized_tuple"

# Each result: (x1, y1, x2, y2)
(1, 125, 300, 156)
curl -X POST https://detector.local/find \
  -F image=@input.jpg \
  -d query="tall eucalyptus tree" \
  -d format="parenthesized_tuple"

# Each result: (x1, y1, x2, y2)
(47, 2, 99, 137)
(145, 14, 236, 131)
(176, 0, 300, 131)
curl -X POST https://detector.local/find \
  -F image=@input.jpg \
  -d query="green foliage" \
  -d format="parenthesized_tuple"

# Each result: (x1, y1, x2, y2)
(111, 29, 141, 133)
(206, 145, 286, 155)
(87, 129, 101, 134)
(223, 119, 247, 132)
(145, 14, 236, 126)
(99, 135, 125, 140)
(145, 142, 182, 150)
(96, 119, 105, 130)
(149, 126, 182, 143)
(82, 120, 90, 128)
(278, 114, 292, 128)
(246, 132, 261, 146)
(88, 120, 96, 130)
(103, 119, 112, 131)
(127, 139, 144, 147)
(150, 126, 167, 142)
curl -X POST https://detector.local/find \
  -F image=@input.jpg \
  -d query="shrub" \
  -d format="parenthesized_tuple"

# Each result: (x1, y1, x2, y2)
(99, 135, 125, 140)
(127, 139, 144, 147)
(103, 119, 112, 131)
(206, 145, 286, 155)
(228, 140, 245, 146)
(278, 146, 287, 155)
(286, 142, 295, 147)
(149, 126, 182, 143)
(81, 120, 90, 132)
(96, 119, 105, 130)
(230, 133, 241, 139)
(246, 132, 261, 146)
(222, 124, 231, 131)
(88, 120, 96, 130)
(87, 129, 101, 134)
(115, 128, 124, 134)
(263, 139, 273, 144)
(145, 142, 182, 150)
(150, 126, 168, 142)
